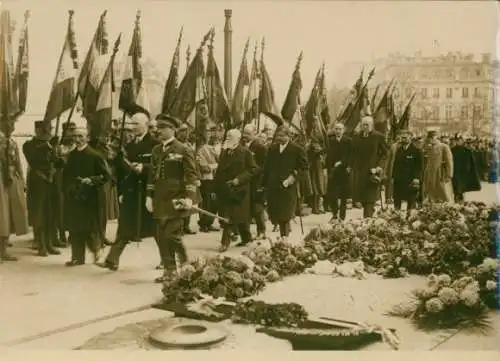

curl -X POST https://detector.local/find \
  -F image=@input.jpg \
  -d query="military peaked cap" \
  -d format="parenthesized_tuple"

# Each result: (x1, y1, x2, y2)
(156, 113, 182, 129)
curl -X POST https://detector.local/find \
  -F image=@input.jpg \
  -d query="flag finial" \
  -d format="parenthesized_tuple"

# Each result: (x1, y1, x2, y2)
(244, 37, 250, 54)
(135, 10, 141, 24)
(101, 10, 108, 19)
(177, 26, 183, 47)
(209, 27, 215, 49)
(68, 9, 74, 18)
(295, 51, 303, 70)
(24, 10, 30, 23)
(261, 37, 265, 59)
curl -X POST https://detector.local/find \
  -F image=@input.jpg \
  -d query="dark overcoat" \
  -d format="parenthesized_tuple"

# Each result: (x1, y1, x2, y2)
(263, 141, 309, 223)
(214, 145, 259, 224)
(22, 137, 54, 229)
(307, 142, 326, 196)
(115, 133, 159, 239)
(62, 146, 110, 233)
(451, 145, 481, 195)
(248, 139, 267, 207)
(351, 131, 389, 204)
(386, 143, 423, 201)
(325, 135, 352, 199)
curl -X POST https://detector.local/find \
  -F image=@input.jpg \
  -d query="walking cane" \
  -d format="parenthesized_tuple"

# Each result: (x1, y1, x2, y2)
(295, 183, 304, 235)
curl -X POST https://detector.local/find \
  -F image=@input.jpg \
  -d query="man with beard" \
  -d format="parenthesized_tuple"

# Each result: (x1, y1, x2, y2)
(351, 116, 388, 218)
(421, 129, 454, 203)
(63, 120, 110, 266)
(262, 117, 309, 241)
(241, 124, 268, 239)
(450, 134, 481, 202)
(386, 130, 423, 212)
(214, 129, 258, 252)
(325, 122, 352, 221)
(96, 108, 159, 271)
(22, 121, 61, 257)
(145, 114, 199, 282)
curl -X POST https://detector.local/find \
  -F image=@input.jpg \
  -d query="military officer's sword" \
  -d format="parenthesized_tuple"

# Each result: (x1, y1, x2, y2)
(172, 199, 230, 224)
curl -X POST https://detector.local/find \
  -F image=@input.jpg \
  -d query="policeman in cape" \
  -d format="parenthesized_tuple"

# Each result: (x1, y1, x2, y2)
(145, 114, 200, 283)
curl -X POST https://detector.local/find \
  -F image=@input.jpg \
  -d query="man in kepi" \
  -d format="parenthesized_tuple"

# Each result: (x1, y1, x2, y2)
(63, 120, 110, 266)
(145, 114, 199, 283)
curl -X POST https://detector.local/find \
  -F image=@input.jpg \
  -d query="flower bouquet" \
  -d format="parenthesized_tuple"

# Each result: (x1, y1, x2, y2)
(231, 300, 308, 327)
(388, 274, 492, 332)
(467, 257, 499, 309)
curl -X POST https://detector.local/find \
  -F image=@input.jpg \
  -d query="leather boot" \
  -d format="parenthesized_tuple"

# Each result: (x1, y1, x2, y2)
(0, 237, 18, 262)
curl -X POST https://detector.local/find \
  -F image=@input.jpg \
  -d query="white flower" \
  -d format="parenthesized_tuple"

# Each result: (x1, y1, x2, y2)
(425, 297, 444, 313)
(437, 274, 452, 286)
(437, 287, 459, 305)
(485, 280, 496, 291)
(411, 220, 422, 230)
(459, 289, 480, 307)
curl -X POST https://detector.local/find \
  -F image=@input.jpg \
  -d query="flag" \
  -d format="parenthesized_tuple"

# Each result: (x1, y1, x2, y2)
(281, 52, 303, 132)
(91, 34, 121, 138)
(373, 85, 391, 136)
(78, 10, 108, 119)
(318, 64, 331, 127)
(13, 11, 29, 116)
(0, 10, 20, 128)
(161, 27, 182, 114)
(206, 30, 231, 127)
(398, 92, 415, 131)
(244, 43, 259, 124)
(169, 29, 211, 127)
(44, 10, 79, 122)
(337, 68, 363, 121)
(304, 67, 327, 147)
(119, 11, 149, 113)
(343, 67, 375, 133)
(231, 39, 250, 126)
(370, 84, 380, 114)
(259, 60, 278, 115)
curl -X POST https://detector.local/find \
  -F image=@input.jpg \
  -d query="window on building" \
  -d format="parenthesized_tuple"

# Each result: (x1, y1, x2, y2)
(475, 68, 481, 77)
(445, 105, 453, 120)
(473, 105, 483, 119)
(460, 105, 469, 120)
(421, 87, 428, 98)
(432, 88, 440, 99)
(446, 88, 453, 98)
(462, 87, 469, 98)
(474, 87, 482, 98)
(431, 105, 440, 120)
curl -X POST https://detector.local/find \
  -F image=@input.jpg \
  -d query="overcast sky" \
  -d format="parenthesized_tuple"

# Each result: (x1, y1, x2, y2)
(1, 0, 498, 115)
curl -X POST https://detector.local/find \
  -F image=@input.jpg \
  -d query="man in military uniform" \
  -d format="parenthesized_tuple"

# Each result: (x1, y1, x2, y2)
(96, 108, 159, 271)
(22, 121, 61, 257)
(175, 123, 197, 235)
(63, 121, 110, 266)
(145, 114, 199, 283)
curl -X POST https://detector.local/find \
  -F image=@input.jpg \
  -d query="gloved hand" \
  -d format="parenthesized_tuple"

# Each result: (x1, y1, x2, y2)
(282, 175, 296, 188)
(145, 196, 153, 213)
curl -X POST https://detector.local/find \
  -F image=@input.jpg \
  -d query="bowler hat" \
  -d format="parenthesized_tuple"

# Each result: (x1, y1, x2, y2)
(126, 104, 151, 120)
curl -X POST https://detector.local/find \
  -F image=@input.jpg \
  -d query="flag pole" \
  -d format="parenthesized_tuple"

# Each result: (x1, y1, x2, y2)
(238, 38, 250, 131)
(257, 37, 264, 132)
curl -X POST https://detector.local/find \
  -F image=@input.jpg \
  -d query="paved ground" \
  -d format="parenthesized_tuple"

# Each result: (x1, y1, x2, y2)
(0, 183, 498, 350)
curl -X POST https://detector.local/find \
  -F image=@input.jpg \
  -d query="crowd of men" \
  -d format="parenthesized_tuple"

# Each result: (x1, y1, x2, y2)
(0, 107, 493, 282)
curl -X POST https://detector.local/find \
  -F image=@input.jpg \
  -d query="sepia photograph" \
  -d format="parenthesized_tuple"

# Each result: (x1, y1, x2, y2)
(0, 0, 498, 357)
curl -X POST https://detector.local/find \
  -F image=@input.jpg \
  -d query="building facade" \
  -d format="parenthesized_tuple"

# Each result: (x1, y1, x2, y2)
(367, 52, 499, 137)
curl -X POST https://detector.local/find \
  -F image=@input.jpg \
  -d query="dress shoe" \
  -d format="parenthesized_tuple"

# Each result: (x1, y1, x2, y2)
(183, 228, 196, 235)
(65, 260, 84, 267)
(218, 244, 229, 253)
(47, 248, 61, 255)
(53, 241, 68, 248)
(236, 241, 250, 247)
(7, 241, 13, 247)
(37, 249, 49, 257)
(95, 261, 118, 271)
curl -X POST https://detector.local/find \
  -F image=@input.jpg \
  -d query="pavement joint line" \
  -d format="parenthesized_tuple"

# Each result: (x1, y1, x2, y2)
(3, 304, 154, 347)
